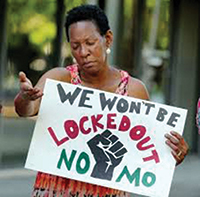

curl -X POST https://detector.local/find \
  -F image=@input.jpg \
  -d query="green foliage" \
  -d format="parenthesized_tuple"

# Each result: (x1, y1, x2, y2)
(146, 0, 156, 8)
(144, 0, 170, 50)
(124, 0, 133, 19)
(157, 0, 170, 50)
(7, 0, 86, 52)
(20, 14, 56, 48)
(8, 0, 56, 51)
(65, 0, 87, 11)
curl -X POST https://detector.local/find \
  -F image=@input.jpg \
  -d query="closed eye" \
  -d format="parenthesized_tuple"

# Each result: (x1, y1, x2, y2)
(86, 41, 95, 46)
(71, 42, 80, 50)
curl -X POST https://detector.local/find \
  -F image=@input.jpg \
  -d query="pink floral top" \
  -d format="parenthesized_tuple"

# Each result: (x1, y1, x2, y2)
(66, 64, 129, 96)
(32, 64, 130, 197)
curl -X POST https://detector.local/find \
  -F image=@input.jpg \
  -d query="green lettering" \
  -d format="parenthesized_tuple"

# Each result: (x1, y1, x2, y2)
(142, 172, 156, 187)
(116, 166, 141, 186)
(57, 149, 77, 170)
(76, 152, 90, 174)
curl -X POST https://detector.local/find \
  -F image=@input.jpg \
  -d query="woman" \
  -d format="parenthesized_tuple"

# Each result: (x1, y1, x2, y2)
(14, 4, 188, 197)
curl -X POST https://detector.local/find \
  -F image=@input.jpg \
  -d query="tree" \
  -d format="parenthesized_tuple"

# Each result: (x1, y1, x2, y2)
(0, 0, 7, 95)
(51, 0, 65, 68)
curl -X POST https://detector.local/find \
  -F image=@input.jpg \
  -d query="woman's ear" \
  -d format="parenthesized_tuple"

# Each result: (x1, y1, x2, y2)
(105, 30, 113, 48)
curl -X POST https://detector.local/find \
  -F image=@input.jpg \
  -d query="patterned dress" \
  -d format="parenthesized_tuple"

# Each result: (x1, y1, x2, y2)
(32, 64, 130, 197)
(196, 98, 200, 134)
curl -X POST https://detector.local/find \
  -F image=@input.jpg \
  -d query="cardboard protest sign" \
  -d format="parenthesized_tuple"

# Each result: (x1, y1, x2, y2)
(25, 79, 187, 197)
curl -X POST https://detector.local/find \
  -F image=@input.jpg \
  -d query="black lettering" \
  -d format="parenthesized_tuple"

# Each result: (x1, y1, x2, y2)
(78, 90, 93, 108)
(156, 108, 168, 122)
(57, 84, 82, 104)
(117, 98, 129, 113)
(143, 102, 155, 115)
(99, 93, 118, 111)
(129, 101, 141, 114)
(167, 112, 181, 127)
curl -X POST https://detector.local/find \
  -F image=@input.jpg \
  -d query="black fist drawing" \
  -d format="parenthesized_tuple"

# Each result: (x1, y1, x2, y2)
(87, 130, 127, 180)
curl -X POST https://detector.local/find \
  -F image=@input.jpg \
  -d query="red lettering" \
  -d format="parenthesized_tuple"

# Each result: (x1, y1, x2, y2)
(48, 115, 160, 165)
(91, 114, 104, 132)
(118, 115, 130, 131)
(137, 137, 155, 151)
(129, 125, 146, 141)
(64, 120, 79, 139)
(143, 149, 160, 163)
(48, 127, 69, 146)
(107, 113, 117, 129)
(79, 116, 91, 134)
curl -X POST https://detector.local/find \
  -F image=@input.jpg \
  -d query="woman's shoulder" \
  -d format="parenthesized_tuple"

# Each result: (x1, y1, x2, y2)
(40, 66, 71, 83)
(112, 67, 149, 100)
(127, 76, 150, 100)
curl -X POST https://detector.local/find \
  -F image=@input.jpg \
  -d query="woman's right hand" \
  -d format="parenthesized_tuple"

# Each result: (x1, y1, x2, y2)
(19, 71, 43, 101)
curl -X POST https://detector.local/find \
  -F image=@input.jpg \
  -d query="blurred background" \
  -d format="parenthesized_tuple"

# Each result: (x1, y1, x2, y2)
(0, 0, 200, 196)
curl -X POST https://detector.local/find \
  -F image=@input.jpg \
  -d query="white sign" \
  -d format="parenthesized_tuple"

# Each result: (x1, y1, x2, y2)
(25, 79, 187, 197)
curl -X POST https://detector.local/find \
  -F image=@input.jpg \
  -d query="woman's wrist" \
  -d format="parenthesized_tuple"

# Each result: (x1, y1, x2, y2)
(17, 91, 30, 100)
(14, 92, 34, 116)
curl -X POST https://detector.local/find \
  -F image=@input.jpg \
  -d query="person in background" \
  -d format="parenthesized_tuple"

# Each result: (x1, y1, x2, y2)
(196, 98, 200, 134)
(14, 4, 189, 197)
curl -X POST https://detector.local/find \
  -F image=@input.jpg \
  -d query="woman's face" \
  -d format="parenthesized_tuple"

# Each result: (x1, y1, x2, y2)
(68, 21, 110, 74)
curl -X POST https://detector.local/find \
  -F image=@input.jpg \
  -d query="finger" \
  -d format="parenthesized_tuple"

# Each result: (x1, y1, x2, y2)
(26, 89, 43, 100)
(165, 133, 179, 145)
(19, 71, 27, 83)
(169, 132, 187, 152)
(165, 139, 179, 152)
(20, 84, 33, 91)
(115, 147, 127, 157)
(99, 135, 110, 145)
(26, 88, 41, 95)
(101, 130, 112, 138)
(19, 72, 33, 90)
(29, 92, 43, 100)
(109, 141, 123, 153)
(108, 135, 118, 144)
(171, 150, 183, 165)
(170, 131, 182, 140)
(19, 87, 42, 101)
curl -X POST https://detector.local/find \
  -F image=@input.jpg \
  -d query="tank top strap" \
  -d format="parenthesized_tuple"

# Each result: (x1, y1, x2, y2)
(115, 70, 129, 96)
(66, 64, 82, 85)
(66, 65, 130, 96)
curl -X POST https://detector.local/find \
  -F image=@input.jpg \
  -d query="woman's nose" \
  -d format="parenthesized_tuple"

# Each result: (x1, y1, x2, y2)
(80, 45, 89, 57)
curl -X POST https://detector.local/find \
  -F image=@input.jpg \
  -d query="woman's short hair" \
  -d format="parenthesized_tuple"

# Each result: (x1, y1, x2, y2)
(65, 4, 110, 42)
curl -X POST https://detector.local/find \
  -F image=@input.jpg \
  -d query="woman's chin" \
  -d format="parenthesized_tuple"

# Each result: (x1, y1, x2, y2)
(82, 64, 99, 73)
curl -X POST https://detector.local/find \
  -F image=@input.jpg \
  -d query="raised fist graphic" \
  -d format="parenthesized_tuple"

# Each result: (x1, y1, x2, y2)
(87, 130, 127, 180)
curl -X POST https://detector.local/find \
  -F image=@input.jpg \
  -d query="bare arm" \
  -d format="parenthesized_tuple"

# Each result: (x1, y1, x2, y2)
(14, 67, 70, 117)
(14, 72, 42, 117)
(127, 77, 188, 165)
(127, 77, 150, 100)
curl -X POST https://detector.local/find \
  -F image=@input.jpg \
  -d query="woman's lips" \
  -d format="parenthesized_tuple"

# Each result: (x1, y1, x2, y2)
(83, 61, 95, 67)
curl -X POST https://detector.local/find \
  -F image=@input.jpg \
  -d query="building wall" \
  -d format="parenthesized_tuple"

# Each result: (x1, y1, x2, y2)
(169, 0, 200, 152)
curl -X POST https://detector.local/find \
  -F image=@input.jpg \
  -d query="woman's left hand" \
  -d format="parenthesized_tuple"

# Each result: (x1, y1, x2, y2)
(165, 131, 189, 165)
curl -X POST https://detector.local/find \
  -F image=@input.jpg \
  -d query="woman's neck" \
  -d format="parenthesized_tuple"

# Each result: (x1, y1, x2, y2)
(79, 65, 114, 89)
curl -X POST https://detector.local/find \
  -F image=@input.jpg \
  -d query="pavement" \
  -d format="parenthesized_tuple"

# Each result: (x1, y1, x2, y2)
(0, 168, 36, 197)
(0, 154, 199, 197)
(169, 154, 200, 197)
